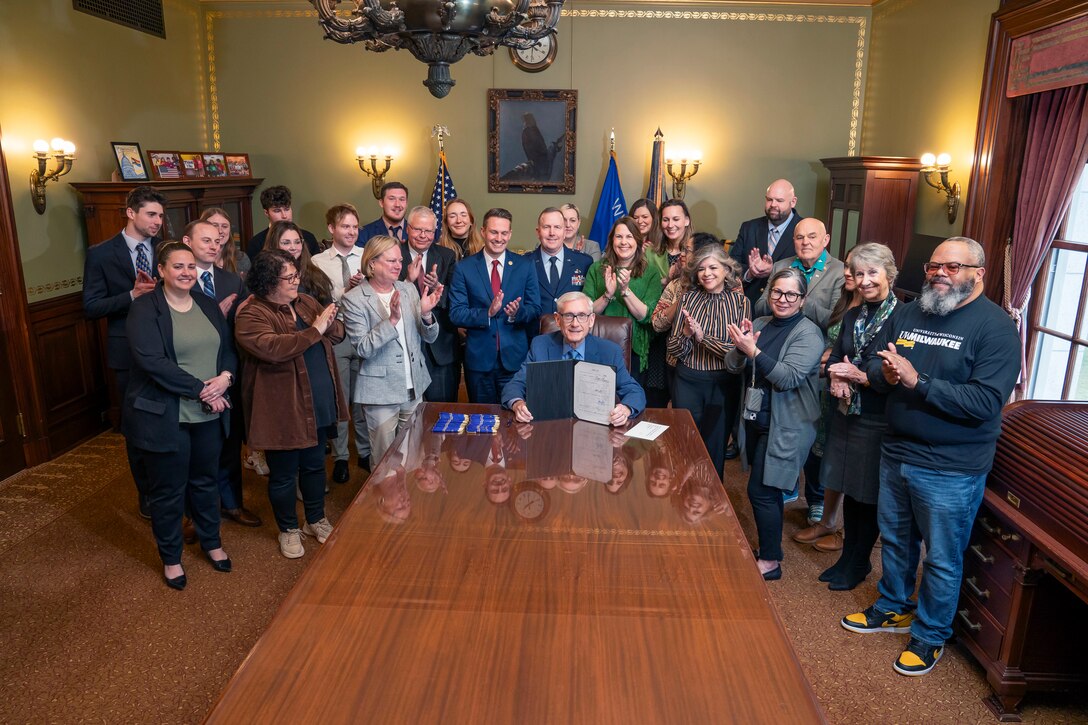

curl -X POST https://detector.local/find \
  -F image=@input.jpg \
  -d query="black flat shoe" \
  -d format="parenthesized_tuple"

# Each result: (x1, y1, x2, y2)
(164, 571, 187, 590)
(761, 565, 782, 581)
(819, 563, 843, 583)
(205, 552, 232, 573)
(723, 443, 740, 460)
(828, 565, 871, 591)
(333, 460, 350, 483)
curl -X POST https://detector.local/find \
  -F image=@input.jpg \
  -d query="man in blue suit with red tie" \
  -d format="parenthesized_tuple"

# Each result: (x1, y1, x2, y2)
(502, 291, 645, 426)
(530, 207, 592, 319)
(448, 208, 541, 404)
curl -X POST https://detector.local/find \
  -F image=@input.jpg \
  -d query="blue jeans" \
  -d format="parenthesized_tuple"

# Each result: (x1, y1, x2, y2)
(874, 456, 986, 647)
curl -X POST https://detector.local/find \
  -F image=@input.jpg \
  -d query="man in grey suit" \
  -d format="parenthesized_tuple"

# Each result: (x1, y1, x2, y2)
(755, 217, 845, 334)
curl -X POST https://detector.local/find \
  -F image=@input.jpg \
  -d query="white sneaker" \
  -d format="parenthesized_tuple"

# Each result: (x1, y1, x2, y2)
(244, 450, 270, 476)
(303, 517, 334, 544)
(278, 528, 305, 558)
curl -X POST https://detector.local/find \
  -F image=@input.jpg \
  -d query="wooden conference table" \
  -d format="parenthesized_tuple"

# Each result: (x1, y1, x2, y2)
(206, 404, 824, 723)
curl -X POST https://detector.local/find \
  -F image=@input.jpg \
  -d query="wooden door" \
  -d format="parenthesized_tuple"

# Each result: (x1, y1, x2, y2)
(0, 325, 26, 479)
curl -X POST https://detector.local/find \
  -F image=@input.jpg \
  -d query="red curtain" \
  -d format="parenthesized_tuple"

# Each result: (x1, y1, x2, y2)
(1009, 84, 1088, 319)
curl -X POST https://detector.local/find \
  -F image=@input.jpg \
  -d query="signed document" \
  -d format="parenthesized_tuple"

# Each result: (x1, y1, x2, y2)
(572, 361, 616, 425)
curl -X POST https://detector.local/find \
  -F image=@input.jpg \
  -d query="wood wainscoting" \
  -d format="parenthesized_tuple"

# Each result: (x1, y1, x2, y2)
(27, 292, 108, 457)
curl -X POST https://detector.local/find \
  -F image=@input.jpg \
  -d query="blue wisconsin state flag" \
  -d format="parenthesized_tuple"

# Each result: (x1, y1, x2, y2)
(589, 151, 627, 246)
(646, 128, 668, 208)
(429, 151, 457, 230)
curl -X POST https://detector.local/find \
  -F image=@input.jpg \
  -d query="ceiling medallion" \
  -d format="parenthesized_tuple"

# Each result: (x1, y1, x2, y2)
(311, 0, 564, 98)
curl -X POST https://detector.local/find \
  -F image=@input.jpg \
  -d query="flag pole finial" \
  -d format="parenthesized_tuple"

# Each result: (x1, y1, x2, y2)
(431, 124, 450, 153)
(609, 129, 615, 154)
(654, 128, 664, 140)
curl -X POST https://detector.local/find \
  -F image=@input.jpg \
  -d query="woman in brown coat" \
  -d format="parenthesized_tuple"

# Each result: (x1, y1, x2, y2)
(235, 250, 348, 559)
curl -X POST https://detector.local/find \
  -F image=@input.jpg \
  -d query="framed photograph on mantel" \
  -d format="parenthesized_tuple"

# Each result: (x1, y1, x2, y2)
(111, 141, 148, 181)
(147, 150, 182, 180)
(179, 152, 205, 178)
(224, 153, 251, 177)
(487, 88, 576, 193)
(202, 153, 227, 178)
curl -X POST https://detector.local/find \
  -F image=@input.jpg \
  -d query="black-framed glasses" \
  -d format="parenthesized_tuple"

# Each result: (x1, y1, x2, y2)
(407, 224, 436, 237)
(279, 272, 301, 282)
(558, 312, 592, 323)
(923, 262, 981, 275)
(769, 288, 802, 302)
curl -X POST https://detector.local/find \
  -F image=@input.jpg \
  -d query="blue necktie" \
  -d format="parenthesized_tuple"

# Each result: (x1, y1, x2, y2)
(565, 349, 581, 361)
(135, 243, 152, 277)
(201, 270, 215, 299)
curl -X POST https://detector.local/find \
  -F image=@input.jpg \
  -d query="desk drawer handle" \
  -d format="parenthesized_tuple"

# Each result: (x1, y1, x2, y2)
(958, 609, 983, 632)
(1001, 532, 1021, 543)
(965, 576, 990, 600)
(970, 544, 994, 565)
(978, 517, 999, 536)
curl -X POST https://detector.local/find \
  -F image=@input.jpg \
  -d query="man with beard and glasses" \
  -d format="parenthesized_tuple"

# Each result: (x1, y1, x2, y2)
(729, 179, 803, 306)
(841, 237, 1020, 678)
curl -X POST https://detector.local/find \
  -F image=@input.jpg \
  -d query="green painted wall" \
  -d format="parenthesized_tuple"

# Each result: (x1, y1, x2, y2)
(861, 0, 998, 237)
(0, 0, 206, 302)
(208, 3, 868, 249)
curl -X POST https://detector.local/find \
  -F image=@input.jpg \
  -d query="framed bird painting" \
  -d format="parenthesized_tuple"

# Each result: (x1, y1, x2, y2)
(488, 88, 577, 193)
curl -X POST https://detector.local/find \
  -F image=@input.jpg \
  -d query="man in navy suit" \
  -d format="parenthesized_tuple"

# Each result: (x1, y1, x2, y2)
(398, 206, 460, 402)
(448, 208, 541, 404)
(530, 207, 592, 320)
(357, 181, 409, 246)
(502, 291, 645, 426)
(182, 219, 262, 527)
(729, 179, 804, 305)
(82, 185, 165, 517)
(245, 185, 321, 260)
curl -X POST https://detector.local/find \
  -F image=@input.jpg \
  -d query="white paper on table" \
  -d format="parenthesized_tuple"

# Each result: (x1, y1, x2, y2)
(572, 361, 616, 425)
(624, 421, 669, 440)
(571, 421, 612, 482)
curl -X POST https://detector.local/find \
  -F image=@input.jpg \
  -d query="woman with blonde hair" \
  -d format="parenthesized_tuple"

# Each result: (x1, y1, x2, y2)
(560, 203, 602, 261)
(200, 207, 250, 278)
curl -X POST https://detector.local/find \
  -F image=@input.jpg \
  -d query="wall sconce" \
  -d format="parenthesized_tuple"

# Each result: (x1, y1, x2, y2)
(920, 152, 961, 224)
(665, 151, 701, 200)
(355, 146, 394, 199)
(30, 137, 76, 214)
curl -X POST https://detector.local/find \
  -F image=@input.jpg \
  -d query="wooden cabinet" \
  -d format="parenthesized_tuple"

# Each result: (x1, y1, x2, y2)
(820, 156, 922, 265)
(72, 178, 263, 249)
(71, 178, 263, 427)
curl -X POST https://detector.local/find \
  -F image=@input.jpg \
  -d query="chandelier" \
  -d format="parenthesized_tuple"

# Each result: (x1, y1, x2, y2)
(311, 0, 564, 98)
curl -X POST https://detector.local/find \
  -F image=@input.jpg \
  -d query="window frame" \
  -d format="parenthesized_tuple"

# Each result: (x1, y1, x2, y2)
(1025, 232, 1088, 400)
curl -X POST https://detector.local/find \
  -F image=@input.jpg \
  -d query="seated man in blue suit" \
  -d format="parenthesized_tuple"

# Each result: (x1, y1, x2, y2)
(502, 291, 645, 426)
(531, 206, 592, 319)
(448, 207, 541, 404)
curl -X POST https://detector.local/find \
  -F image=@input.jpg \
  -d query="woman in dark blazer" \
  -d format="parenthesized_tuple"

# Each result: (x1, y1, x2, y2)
(124, 242, 236, 590)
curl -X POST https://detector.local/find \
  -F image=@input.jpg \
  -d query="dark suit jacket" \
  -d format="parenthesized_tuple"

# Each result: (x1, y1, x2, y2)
(729, 211, 803, 305)
(208, 266, 248, 325)
(448, 250, 541, 373)
(246, 227, 321, 261)
(82, 232, 160, 370)
(530, 246, 594, 316)
(397, 242, 458, 366)
(122, 286, 237, 452)
(357, 217, 406, 247)
(500, 332, 646, 417)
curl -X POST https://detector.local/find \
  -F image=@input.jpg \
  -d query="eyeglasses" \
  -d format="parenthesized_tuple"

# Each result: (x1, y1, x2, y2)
(408, 224, 436, 237)
(279, 272, 301, 282)
(923, 262, 981, 275)
(769, 288, 803, 302)
(558, 312, 592, 323)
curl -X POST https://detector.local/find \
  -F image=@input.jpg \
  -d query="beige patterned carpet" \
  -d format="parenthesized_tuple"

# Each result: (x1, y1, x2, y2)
(0, 432, 1086, 723)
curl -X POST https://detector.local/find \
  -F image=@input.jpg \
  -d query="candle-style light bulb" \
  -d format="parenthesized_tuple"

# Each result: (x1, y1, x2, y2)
(936, 153, 951, 167)
(62, 141, 76, 155)
(355, 146, 365, 158)
(920, 152, 936, 167)
(50, 137, 65, 151)
(33, 139, 49, 154)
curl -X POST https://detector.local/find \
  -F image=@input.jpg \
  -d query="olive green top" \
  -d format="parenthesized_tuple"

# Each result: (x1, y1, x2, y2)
(169, 304, 220, 424)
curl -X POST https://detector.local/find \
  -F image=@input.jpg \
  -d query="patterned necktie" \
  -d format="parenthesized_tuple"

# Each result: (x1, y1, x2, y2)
(340, 253, 351, 289)
(768, 227, 779, 256)
(565, 349, 581, 361)
(201, 270, 215, 299)
(416, 252, 426, 295)
(135, 243, 152, 277)
(491, 259, 501, 349)
(548, 256, 559, 290)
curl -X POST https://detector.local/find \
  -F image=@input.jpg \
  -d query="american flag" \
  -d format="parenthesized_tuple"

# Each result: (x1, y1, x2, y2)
(429, 151, 458, 230)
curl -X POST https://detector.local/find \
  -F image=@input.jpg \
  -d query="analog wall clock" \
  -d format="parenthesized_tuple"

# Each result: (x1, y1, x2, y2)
(510, 34, 557, 73)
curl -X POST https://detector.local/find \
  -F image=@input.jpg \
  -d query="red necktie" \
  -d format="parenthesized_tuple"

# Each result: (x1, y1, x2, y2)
(491, 259, 501, 349)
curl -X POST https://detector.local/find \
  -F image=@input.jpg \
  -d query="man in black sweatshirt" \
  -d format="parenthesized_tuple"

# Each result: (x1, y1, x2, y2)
(840, 237, 1020, 677)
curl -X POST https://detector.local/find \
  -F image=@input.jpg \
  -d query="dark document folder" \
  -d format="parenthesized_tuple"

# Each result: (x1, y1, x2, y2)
(524, 359, 616, 424)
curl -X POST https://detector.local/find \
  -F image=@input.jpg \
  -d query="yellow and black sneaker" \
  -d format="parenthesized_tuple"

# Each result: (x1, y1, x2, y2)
(841, 604, 915, 634)
(893, 637, 943, 676)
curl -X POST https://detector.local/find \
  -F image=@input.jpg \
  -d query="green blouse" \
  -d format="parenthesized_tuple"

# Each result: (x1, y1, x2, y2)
(583, 259, 663, 372)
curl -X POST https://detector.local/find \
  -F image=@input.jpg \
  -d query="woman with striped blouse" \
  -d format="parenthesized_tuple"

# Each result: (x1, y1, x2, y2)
(666, 244, 750, 476)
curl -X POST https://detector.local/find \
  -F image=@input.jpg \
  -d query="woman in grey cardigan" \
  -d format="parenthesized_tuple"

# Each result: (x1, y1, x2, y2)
(726, 268, 824, 581)
(341, 235, 442, 467)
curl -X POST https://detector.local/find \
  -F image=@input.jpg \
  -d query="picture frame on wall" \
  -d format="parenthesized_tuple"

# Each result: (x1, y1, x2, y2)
(224, 153, 251, 177)
(111, 142, 148, 181)
(179, 152, 205, 178)
(487, 88, 577, 194)
(147, 150, 182, 180)
(202, 153, 227, 178)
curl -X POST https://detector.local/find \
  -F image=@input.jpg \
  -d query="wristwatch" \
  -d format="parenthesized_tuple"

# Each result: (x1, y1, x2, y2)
(915, 372, 931, 396)
(223, 371, 234, 386)
(619, 289, 629, 298)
